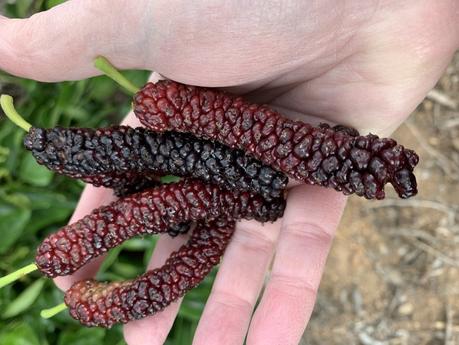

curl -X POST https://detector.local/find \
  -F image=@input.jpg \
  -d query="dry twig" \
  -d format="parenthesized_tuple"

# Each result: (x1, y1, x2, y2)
(427, 89, 458, 110)
(445, 305, 454, 345)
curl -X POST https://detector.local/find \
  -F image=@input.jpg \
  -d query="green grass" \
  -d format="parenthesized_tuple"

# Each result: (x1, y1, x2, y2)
(0, 2, 215, 344)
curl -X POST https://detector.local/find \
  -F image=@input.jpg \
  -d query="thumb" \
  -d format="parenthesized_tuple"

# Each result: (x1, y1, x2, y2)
(0, 0, 151, 82)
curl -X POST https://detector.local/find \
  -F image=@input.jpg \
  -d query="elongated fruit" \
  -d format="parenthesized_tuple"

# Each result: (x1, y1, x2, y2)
(24, 126, 288, 201)
(110, 177, 191, 238)
(65, 218, 234, 327)
(134, 80, 419, 199)
(35, 179, 285, 278)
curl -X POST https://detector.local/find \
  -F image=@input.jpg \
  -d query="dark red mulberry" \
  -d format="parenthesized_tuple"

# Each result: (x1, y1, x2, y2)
(24, 126, 288, 201)
(65, 218, 235, 328)
(109, 178, 192, 238)
(134, 80, 419, 199)
(35, 179, 285, 278)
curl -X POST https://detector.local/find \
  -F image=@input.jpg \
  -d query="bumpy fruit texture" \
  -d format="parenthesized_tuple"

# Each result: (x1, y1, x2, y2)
(65, 218, 235, 328)
(113, 178, 192, 238)
(134, 80, 419, 199)
(24, 126, 288, 201)
(35, 179, 285, 278)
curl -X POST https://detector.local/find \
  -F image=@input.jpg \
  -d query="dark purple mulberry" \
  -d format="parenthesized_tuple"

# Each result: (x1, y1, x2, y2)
(35, 179, 285, 278)
(65, 218, 235, 328)
(134, 80, 419, 199)
(24, 126, 288, 201)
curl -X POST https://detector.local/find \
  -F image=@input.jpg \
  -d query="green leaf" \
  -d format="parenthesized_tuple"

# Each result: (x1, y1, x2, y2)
(14, 0, 34, 18)
(3, 129, 25, 173)
(21, 190, 74, 210)
(62, 106, 91, 121)
(19, 155, 53, 187)
(89, 76, 118, 102)
(97, 246, 124, 277)
(27, 207, 73, 235)
(178, 302, 203, 321)
(0, 204, 31, 254)
(97, 272, 126, 282)
(56, 83, 79, 110)
(2, 246, 30, 265)
(102, 325, 124, 345)
(0, 146, 10, 163)
(2, 279, 45, 319)
(46, 0, 67, 9)
(58, 328, 105, 345)
(32, 0, 45, 13)
(0, 191, 30, 209)
(0, 322, 40, 345)
(112, 261, 142, 278)
(122, 237, 153, 251)
(124, 70, 150, 88)
(169, 317, 197, 345)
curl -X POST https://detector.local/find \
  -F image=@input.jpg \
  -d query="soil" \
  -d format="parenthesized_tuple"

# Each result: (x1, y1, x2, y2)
(303, 53, 459, 345)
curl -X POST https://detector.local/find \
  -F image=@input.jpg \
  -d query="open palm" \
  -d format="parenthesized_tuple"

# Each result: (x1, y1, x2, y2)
(1, 1, 458, 344)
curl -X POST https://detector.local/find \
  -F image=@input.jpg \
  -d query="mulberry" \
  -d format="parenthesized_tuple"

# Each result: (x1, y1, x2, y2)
(134, 80, 419, 199)
(112, 178, 191, 238)
(24, 126, 288, 201)
(65, 218, 235, 327)
(35, 179, 285, 278)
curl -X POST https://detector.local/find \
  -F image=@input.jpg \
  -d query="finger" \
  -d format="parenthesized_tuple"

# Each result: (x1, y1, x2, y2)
(247, 185, 347, 345)
(0, 0, 148, 81)
(123, 235, 188, 345)
(192, 219, 281, 345)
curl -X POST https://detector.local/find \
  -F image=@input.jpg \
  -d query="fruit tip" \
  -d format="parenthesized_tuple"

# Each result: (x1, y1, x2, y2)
(93, 56, 140, 95)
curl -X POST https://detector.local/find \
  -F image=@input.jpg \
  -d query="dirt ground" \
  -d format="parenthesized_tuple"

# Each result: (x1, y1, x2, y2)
(302, 53, 459, 345)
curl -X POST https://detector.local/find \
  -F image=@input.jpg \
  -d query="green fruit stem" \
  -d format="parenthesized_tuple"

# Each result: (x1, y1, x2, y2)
(0, 95, 32, 132)
(94, 56, 140, 95)
(40, 302, 67, 319)
(0, 263, 38, 289)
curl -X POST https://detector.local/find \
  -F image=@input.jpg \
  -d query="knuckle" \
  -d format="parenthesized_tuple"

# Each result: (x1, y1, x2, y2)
(282, 222, 334, 245)
(270, 272, 318, 298)
(233, 224, 277, 256)
(211, 289, 253, 312)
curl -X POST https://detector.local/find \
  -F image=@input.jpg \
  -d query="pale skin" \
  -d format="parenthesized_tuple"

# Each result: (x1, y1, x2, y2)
(1, 1, 458, 344)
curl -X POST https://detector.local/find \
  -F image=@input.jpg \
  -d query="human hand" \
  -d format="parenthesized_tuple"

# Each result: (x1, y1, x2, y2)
(1, 1, 458, 344)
